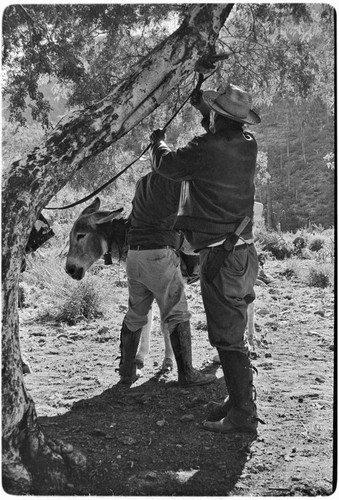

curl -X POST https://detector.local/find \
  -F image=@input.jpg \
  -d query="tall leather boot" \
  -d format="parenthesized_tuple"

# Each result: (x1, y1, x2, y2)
(205, 348, 233, 421)
(170, 321, 216, 387)
(119, 322, 142, 384)
(203, 350, 259, 433)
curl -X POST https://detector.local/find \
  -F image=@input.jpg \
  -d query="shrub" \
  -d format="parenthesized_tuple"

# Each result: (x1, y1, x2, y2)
(306, 264, 333, 288)
(309, 238, 325, 252)
(280, 259, 299, 280)
(22, 251, 107, 324)
(52, 278, 104, 325)
(258, 231, 294, 260)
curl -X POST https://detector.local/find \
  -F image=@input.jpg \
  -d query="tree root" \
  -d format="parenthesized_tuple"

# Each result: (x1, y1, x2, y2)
(3, 396, 86, 494)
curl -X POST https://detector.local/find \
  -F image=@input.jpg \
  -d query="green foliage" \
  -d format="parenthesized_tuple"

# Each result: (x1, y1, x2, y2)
(2, 121, 45, 167)
(219, 4, 334, 107)
(324, 152, 334, 170)
(2, 4, 334, 232)
(3, 4, 334, 127)
(54, 279, 104, 325)
(22, 251, 107, 325)
(255, 151, 270, 190)
(255, 95, 334, 230)
(313, 232, 335, 264)
(306, 264, 333, 289)
(2, 4, 185, 127)
(308, 238, 325, 252)
(280, 259, 298, 279)
(257, 230, 294, 260)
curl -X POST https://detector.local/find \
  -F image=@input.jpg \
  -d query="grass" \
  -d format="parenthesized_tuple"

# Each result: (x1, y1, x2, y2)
(21, 249, 109, 325)
(21, 223, 334, 325)
(306, 264, 333, 289)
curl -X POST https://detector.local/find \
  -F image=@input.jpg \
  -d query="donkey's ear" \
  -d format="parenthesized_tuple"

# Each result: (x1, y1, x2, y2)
(96, 208, 124, 224)
(81, 197, 101, 215)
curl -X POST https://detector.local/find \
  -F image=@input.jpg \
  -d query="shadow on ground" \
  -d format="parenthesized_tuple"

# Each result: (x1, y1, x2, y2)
(37, 363, 256, 495)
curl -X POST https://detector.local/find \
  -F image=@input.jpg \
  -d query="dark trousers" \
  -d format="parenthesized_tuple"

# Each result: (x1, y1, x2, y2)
(200, 243, 258, 354)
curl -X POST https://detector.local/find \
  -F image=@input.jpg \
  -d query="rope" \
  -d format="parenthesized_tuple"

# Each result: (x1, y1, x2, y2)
(45, 72, 209, 210)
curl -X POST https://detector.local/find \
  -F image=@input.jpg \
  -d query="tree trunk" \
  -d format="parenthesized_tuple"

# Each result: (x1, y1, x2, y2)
(1, 4, 233, 493)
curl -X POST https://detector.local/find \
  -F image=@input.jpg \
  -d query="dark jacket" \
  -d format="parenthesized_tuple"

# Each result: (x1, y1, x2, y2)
(150, 120, 257, 249)
(127, 171, 182, 248)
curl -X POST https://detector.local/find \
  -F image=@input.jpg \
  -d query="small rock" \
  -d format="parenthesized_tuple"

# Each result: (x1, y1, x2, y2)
(118, 436, 137, 445)
(256, 308, 269, 316)
(180, 414, 195, 422)
(97, 326, 110, 335)
(146, 472, 157, 480)
(179, 390, 190, 396)
(315, 376, 325, 383)
(314, 310, 325, 317)
(92, 429, 106, 437)
(156, 419, 166, 427)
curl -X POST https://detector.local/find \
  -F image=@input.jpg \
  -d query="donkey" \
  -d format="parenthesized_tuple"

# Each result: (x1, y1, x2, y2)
(66, 198, 259, 369)
(65, 197, 174, 371)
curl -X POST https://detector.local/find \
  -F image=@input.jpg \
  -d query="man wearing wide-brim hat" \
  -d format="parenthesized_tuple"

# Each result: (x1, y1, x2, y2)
(149, 82, 263, 434)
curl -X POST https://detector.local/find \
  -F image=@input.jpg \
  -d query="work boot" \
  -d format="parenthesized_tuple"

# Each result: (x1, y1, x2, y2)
(205, 348, 234, 420)
(203, 350, 260, 433)
(170, 321, 216, 387)
(119, 322, 142, 384)
(205, 396, 232, 421)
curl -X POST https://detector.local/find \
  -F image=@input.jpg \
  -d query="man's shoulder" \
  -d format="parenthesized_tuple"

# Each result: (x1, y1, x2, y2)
(184, 132, 210, 148)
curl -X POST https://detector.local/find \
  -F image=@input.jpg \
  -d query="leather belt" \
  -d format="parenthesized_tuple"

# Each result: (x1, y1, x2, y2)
(128, 244, 173, 251)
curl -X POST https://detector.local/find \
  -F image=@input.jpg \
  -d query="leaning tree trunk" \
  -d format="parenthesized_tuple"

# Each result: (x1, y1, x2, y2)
(2, 3, 233, 493)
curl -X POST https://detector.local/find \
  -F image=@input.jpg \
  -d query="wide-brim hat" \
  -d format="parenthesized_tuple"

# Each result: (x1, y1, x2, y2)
(202, 84, 261, 125)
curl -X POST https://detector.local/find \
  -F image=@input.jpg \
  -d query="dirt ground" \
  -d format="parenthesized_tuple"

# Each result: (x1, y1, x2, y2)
(20, 258, 335, 496)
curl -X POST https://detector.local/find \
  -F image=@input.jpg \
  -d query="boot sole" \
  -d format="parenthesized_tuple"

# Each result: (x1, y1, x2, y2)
(202, 421, 258, 434)
(179, 376, 216, 387)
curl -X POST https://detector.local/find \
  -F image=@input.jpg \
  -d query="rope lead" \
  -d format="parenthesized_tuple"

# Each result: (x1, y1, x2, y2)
(46, 72, 209, 211)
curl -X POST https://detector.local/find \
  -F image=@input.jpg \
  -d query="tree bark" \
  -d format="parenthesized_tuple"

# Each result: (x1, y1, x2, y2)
(2, 4, 233, 493)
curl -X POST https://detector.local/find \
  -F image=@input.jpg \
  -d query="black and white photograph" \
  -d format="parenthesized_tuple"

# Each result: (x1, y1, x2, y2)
(2, 2, 335, 496)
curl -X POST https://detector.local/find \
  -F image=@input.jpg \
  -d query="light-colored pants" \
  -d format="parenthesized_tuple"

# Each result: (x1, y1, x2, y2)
(124, 248, 191, 333)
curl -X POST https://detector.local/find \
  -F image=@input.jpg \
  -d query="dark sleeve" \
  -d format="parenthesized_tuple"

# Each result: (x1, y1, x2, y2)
(150, 136, 205, 181)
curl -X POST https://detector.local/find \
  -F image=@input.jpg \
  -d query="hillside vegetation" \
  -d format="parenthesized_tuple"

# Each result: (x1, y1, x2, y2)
(255, 98, 334, 231)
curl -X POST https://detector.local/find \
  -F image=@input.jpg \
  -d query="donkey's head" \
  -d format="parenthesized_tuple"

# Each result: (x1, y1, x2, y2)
(66, 197, 127, 280)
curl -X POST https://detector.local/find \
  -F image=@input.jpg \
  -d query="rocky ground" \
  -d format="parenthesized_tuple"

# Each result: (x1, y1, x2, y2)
(20, 257, 335, 496)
